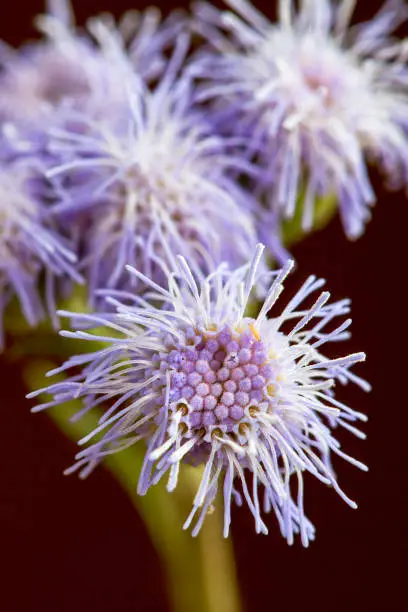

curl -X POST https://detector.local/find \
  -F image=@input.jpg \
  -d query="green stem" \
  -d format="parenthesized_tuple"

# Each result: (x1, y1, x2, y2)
(282, 192, 338, 247)
(198, 504, 241, 612)
(24, 359, 241, 612)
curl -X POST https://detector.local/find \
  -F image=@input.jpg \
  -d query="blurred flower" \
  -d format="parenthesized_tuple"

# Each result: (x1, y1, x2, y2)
(0, 157, 81, 346)
(45, 33, 261, 304)
(0, 0, 184, 128)
(191, 0, 408, 238)
(30, 245, 369, 545)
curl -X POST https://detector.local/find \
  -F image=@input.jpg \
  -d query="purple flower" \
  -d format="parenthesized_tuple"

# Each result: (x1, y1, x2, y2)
(0, 157, 81, 346)
(30, 244, 369, 545)
(0, 0, 185, 128)
(45, 33, 260, 305)
(190, 0, 408, 238)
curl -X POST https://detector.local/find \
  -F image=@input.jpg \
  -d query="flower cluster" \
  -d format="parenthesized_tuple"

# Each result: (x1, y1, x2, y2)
(0, 0, 390, 543)
(30, 246, 369, 544)
(191, 0, 408, 238)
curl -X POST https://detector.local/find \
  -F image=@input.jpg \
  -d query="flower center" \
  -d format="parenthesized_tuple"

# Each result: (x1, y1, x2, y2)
(165, 325, 278, 432)
(295, 36, 361, 112)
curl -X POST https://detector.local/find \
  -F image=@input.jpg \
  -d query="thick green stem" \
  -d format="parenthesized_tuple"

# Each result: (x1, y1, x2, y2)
(24, 360, 241, 612)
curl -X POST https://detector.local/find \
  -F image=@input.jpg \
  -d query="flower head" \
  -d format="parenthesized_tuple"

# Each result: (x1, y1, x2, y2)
(30, 245, 369, 545)
(0, 157, 81, 346)
(191, 0, 408, 238)
(46, 34, 260, 304)
(0, 0, 184, 128)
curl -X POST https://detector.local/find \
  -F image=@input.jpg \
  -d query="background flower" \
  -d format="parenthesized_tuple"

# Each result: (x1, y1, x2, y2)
(45, 37, 261, 305)
(0, 0, 184, 128)
(0, 156, 81, 347)
(190, 0, 408, 238)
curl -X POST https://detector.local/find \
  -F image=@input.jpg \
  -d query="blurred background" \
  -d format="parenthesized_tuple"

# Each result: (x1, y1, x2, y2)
(1, 1, 407, 610)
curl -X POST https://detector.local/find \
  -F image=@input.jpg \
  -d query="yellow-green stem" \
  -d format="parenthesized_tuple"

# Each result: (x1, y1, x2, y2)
(282, 192, 338, 246)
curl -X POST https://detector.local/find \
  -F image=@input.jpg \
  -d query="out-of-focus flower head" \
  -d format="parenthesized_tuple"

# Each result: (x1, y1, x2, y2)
(0, 0, 185, 128)
(190, 0, 408, 238)
(0, 157, 81, 346)
(30, 245, 369, 545)
(45, 31, 262, 304)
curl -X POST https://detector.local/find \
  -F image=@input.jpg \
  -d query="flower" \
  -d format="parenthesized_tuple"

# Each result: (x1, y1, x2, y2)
(190, 0, 408, 238)
(29, 244, 369, 545)
(0, 157, 81, 346)
(45, 33, 260, 305)
(0, 0, 184, 128)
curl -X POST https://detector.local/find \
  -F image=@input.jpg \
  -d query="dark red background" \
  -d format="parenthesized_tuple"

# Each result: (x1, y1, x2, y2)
(2, 1, 407, 610)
